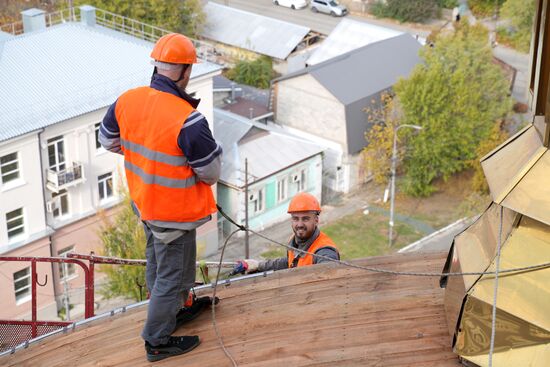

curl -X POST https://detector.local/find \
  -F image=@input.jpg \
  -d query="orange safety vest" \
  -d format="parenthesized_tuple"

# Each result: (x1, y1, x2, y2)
(115, 87, 216, 222)
(287, 231, 339, 268)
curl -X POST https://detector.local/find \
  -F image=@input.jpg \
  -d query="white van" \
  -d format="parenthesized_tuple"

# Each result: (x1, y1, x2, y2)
(273, 0, 309, 10)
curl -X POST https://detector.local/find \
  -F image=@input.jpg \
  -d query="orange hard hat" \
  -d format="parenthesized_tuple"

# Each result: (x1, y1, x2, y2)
(288, 192, 321, 213)
(150, 33, 198, 64)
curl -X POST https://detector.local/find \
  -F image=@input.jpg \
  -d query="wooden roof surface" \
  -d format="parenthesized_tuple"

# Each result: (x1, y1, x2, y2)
(2, 251, 460, 366)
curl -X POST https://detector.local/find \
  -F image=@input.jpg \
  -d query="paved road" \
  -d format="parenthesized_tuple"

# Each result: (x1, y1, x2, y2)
(211, 0, 434, 37)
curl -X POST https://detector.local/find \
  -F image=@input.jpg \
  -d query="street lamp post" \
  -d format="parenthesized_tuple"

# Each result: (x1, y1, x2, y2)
(388, 124, 423, 247)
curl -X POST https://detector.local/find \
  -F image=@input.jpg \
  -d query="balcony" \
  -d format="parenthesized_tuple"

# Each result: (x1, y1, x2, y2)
(46, 162, 85, 193)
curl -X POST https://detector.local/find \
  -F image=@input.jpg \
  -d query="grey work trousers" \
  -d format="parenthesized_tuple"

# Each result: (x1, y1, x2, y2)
(141, 224, 197, 346)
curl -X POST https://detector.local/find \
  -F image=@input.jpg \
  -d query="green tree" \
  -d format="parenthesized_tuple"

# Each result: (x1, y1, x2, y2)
(395, 23, 512, 196)
(371, 0, 439, 23)
(71, 0, 205, 38)
(97, 189, 146, 301)
(363, 93, 400, 185)
(226, 56, 274, 89)
(498, 0, 536, 52)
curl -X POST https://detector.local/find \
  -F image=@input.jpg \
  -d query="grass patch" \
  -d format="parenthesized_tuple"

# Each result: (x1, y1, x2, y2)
(260, 211, 422, 261)
(321, 211, 423, 260)
(261, 246, 286, 259)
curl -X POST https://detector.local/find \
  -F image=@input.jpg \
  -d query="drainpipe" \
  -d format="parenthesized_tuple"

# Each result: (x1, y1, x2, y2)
(38, 129, 57, 302)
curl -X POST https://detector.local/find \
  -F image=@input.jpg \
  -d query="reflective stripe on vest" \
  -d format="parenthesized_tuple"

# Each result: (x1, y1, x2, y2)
(124, 161, 196, 188)
(116, 86, 216, 222)
(121, 139, 189, 167)
(287, 231, 339, 268)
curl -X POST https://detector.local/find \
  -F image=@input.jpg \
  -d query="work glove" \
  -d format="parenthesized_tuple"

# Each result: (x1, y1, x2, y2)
(231, 259, 260, 275)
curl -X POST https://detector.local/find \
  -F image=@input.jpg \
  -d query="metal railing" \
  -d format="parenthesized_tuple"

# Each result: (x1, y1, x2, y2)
(0, 7, 219, 62)
(0, 253, 235, 353)
(0, 256, 91, 353)
(46, 162, 84, 193)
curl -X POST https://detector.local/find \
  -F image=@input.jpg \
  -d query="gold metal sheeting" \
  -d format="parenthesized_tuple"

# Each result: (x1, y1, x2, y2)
(502, 150, 550, 226)
(470, 215, 550, 331)
(464, 343, 550, 367)
(442, 253, 466, 342)
(455, 297, 550, 358)
(442, 204, 516, 344)
(481, 124, 543, 203)
(454, 204, 516, 291)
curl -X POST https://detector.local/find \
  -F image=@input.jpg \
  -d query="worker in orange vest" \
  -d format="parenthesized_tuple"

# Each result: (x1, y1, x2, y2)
(235, 192, 339, 273)
(100, 33, 222, 362)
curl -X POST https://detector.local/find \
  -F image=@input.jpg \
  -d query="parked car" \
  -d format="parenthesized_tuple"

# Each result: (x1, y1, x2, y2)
(310, 0, 348, 16)
(273, 0, 309, 10)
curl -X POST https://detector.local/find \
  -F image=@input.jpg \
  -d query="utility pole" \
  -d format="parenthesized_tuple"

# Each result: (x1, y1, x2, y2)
(244, 158, 249, 258)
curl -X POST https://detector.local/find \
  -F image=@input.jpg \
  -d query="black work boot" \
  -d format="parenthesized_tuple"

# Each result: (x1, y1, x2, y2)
(145, 335, 200, 362)
(174, 296, 220, 332)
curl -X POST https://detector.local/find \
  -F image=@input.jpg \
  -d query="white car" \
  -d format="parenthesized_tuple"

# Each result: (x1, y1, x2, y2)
(311, 0, 348, 16)
(273, 0, 308, 10)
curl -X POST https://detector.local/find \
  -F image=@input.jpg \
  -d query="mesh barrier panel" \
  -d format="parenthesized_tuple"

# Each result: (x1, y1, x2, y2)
(0, 323, 67, 353)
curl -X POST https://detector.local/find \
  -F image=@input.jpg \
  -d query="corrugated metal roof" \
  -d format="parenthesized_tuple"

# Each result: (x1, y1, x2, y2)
(202, 2, 310, 60)
(0, 22, 222, 142)
(306, 18, 402, 66)
(276, 34, 421, 105)
(0, 31, 14, 42)
(214, 109, 323, 187)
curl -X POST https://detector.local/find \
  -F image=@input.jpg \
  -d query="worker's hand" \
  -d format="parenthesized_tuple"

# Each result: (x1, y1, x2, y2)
(231, 259, 260, 275)
(243, 259, 259, 273)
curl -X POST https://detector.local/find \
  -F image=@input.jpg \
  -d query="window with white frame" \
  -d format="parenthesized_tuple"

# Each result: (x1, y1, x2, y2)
(98, 172, 114, 202)
(6, 208, 24, 240)
(1, 152, 20, 184)
(249, 188, 264, 214)
(47, 135, 66, 172)
(291, 168, 307, 192)
(94, 123, 102, 150)
(13, 267, 31, 303)
(58, 246, 76, 280)
(298, 168, 307, 191)
(276, 177, 287, 203)
(52, 189, 69, 218)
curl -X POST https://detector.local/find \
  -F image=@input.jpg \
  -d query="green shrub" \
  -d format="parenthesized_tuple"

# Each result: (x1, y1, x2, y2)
(436, 0, 458, 9)
(469, 0, 505, 17)
(496, 0, 535, 52)
(371, 0, 439, 23)
(226, 56, 274, 89)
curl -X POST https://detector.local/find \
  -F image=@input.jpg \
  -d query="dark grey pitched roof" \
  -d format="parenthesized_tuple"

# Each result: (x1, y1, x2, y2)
(275, 33, 422, 105)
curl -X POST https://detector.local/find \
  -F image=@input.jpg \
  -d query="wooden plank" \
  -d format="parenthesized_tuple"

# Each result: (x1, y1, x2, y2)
(1, 251, 459, 367)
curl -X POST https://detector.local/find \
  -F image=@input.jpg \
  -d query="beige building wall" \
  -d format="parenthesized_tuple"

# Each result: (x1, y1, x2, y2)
(275, 74, 347, 150)
(0, 237, 57, 320)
